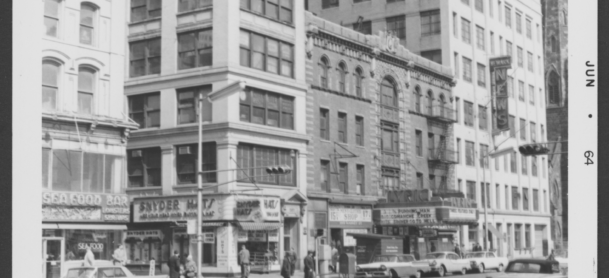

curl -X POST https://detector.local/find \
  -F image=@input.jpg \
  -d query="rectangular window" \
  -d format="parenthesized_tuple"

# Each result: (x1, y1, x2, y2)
(428, 133, 435, 158)
(130, 38, 161, 77)
(505, 6, 511, 27)
(44, 0, 60, 37)
(526, 19, 532, 38)
(421, 50, 442, 64)
(338, 162, 348, 193)
(319, 109, 329, 140)
(520, 118, 527, 140)
(517, 47, 523, 67)
(455, 97, 460, 123)
(465, 141, 475, 166)
(338, 112, 347, 143)
(508, 76, 513, 98)
(490, 31, 495, 54)
(476, 25, 485, 50)
(543, 190, 547, 212)
(179, 0, 213, 12)
(355, 116, 364, 146)
(353, 20, 372, 35)
(237, 144, 296, 186)
(515, 224, 522, 248)
(478, 105, 487, 130)
(521, 154, 528, 175)
(240, 0, 293, 23)
(456, 138, 461, 163)
(177, 86, 212, 124)
(509, 115, 515, 137)
(495, 157, 499, 171)
(386, 15, 406, 44)
(466, 181, 476, 201)
(512, 186, 519, 210)
(129, 93, 160, 128)
(176, 142, 217, 184)
(429, 174, 436, 189)
(527, 52, 534, 72)
(240, 29, 294, 78)
(505, 185, 509, 209)
(416, 130, 423, 156)
(322, 0, 339, 9)
(532, 156, 538, 176)
(381, 122, 399, 153)
(499, 36, 504, 54)
(320, 160, 329, 191)
(518, 80, 525, 101)
(529, 85, 535, 105)
(178, 29, 213, 69)
(538, 56, 542, 75)
(461, 18, 471, 44)
(462, 57, 472, 82)
(48, 150, 124, 193)
(541, 124, 545, 141)
(240, 87, 294, 129)
(523, 188, 529, 210)
(464, 101, 474, 126)
(480, 144, 489, 168)
(356, 165, 364, 195)
(504, 155, 508, 172)
(510, 151, 517, 173)
(475, 0, 483, 12)
(382, 168, 400, 188)
(481, 183, 490, 208)
(515, 12, 522, 33)
(421, 10, 441, 36)
(530, 122, 537, 142)
(454, 52, 459, 77)
(440, 176, 447, 190)
(506, 40, 513, 58)
(128, 147, 162, 188)
(453, 13, 458, 38)
(131, 0, 162, 23)
(477, 63, 486, 87)
(496, 184, 501, 209)
(542, 158, 546, 178)
(525, 225, 531, 248)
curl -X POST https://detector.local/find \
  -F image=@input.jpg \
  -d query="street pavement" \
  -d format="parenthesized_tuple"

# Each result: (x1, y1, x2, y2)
(255, 269, 505, 278)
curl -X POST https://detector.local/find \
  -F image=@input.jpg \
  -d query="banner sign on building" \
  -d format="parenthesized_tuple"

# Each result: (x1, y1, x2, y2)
(234, 197, 281, 222)
(374, 207, 438, 225)
(490, 56, 512, 132)
(42, 192, 130, 222)
(134, 195, 221, 222)
(329, 204, 372, 226)
(446, 208, 477, 220)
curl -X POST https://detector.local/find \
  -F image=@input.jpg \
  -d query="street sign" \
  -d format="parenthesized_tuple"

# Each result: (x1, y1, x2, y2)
(187, 220, 196, 234)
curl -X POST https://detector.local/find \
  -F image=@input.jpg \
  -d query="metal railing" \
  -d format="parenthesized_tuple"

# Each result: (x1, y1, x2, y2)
(428, 147, 458, 164)
(426, 105, 457, 122)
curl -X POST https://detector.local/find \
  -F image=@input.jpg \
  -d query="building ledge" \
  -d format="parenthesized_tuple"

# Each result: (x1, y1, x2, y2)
(42, 111, 139, 130)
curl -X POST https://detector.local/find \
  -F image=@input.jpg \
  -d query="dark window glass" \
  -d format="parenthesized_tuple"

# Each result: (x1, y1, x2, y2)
(178, 29, 213, 69)
(78, 67, 95, 115)
(322, 0, 339, 9)
(44, 0, 60, 37)
(128, 148, 162, 187)
(240, 29, 293, 77)
(320, 109, 329, 140)
(129, 93, 160, 128)
(338, 112, 347, 143)
(421, 50, 442, 64)
(237, 144, 296, 186)
(177, 86, 212, 124)
(380, 78, 397, 107)
(355, 116, 364, 146)
(320, 160, 329, 191)
(353, 21, 372, 35)
(382, 168, 400, 189)
(356, 165, 364, 195)
(239, 87, 294, 130)
(355, 68, 364, 97)
(464, 101, 474, 126)
(381, 122, 399, 153)
(466, 181, 476, 201)
(465, 141, 475, 166)
(131, 0, 162, 23)
(338, 63, 347, 93)
(178, 0, 213, 12)
(386, 15, 406, 44)
(421, 10, 441, 36)
(176, 143, 216, 184)
(130, 38, 161, 77)
(338, 162, 348, 193)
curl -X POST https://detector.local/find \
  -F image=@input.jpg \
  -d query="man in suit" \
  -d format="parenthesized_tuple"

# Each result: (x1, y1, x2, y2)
(238, 245, 251, 278)
(169, 250, 180, 278)
(287, 247, 298, 275)
(304, 251, 316, 278)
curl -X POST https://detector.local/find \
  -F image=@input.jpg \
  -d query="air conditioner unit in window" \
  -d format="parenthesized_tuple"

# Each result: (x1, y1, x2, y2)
(131, 150, 142, 157)
(178, 146, 192, 155)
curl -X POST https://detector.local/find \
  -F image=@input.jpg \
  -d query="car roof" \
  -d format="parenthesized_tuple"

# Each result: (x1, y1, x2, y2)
(509, 259, 558, 264)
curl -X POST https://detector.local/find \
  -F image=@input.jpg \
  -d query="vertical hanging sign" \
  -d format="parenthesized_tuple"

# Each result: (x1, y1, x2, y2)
(490, 56, 512, 131)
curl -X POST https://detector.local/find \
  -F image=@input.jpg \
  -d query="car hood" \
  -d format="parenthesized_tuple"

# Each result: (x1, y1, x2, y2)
(359, 262, 412, 269)
(496, 273, 567, 278)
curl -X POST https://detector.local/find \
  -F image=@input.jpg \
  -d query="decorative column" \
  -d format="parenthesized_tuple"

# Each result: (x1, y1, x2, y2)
(160, 145, 174, 195)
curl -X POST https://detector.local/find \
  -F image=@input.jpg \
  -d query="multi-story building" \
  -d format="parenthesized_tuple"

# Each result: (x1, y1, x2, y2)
(305, 12, 474, 260)
(310, 0, 552, 258)
(123, 1, 308, 276)
(40, 0, 137, 277)
(541, 0, 567, 252)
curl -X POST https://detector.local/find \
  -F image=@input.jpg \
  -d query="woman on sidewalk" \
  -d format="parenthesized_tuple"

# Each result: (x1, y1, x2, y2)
(281, 256, 292, 278)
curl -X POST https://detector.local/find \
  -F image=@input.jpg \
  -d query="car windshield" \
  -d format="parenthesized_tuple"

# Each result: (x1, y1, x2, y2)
(473, 253, 486, 258)
(425, 253, 445, 259)
(397, 256, 415, 262)
(66, 268, 95, 278)
(506, 262, 543, 273)
(372, 256, 397, 263)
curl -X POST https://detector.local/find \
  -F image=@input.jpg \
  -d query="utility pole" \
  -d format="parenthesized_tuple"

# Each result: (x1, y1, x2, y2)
(196, 92, 203, 278)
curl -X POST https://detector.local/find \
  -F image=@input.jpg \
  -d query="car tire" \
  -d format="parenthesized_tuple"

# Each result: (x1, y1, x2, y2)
(479, 264, 485, 273)
(437, 265, 446, 277)
(411, 271, 422, 278)
(460, 268, 467, 275)
(498, 264, 504, 272)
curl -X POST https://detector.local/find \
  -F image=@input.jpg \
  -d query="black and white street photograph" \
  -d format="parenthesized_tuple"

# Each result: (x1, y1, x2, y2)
(11, 0, 600, 277)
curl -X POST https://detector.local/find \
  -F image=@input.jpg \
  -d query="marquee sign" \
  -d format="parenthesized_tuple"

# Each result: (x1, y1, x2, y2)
(375, 207, 438, 225)
(42, 192, 130, 223)
(234, 197, 281, 222)
(329, 204, 372, 226)
(134, 195, 221, 222)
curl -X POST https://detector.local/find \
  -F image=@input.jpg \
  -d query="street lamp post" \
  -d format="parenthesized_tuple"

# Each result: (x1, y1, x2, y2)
(196, 92, 204, 278)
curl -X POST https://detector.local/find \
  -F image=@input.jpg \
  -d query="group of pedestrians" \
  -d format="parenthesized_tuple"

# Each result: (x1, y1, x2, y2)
(168, 250, 197, 278)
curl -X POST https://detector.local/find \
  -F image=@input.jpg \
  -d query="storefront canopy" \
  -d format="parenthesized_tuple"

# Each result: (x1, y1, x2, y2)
(238, 222, 283, 231)
(57, 224, 127, 230)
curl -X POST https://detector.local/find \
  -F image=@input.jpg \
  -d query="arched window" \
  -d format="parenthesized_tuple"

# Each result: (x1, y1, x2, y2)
(380, 77, 398, 107)
(42, 60, 60, 111)
(80, 3, 96, 45)
(427, 90, 433, 115)
(439, 94, 446, 117)
(414, 86, 421, 113)
(548, 71, 560, 104)
(338, 62, 347, 93)
(355, 67, 363, 97)
(44, 0, 60, 37)
(78, 67, 96, 114)
(550, 35, 558, 53)
(319, 57, 329, 88)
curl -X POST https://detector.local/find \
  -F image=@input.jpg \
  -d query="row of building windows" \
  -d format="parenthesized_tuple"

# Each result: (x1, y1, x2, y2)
(44, 0, 99, 46)
(318, 57, 365, 97)
(461, 179, 546, 214)
(319, 160, 365, 195)
(461, 0, 536, 41)
(42, 60, 97, 114)
(351, 11, 441, 46)
(240, 0, 294, 24)
(319, 109, 364, 146)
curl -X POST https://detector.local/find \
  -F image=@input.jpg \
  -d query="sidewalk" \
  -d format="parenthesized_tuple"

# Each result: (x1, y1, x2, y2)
(251, 270, 341, 278)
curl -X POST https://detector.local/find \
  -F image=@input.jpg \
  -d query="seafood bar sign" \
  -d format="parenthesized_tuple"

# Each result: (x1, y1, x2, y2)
(42, 192, 130, 222)
(134, 195, 221, 222)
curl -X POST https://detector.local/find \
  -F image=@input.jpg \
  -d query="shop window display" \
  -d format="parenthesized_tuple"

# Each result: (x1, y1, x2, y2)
(238, 229, 280, 271)
(172, 227, 217, 267)
(43, 229, 124, 262)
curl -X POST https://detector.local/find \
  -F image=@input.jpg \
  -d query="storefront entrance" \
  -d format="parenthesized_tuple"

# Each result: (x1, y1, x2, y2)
(42, 237, 64, 278)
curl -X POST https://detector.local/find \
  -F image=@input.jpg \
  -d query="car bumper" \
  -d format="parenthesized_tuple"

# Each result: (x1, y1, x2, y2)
(355, 271, 391, 278)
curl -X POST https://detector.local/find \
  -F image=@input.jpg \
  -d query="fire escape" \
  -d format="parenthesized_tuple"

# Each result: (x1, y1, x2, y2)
(425, 104, 458, 192)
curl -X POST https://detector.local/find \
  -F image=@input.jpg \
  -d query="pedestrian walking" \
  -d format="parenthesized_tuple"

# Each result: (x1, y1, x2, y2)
(149, 258, 156, 276)
(454, 244, 461, 258)
(287, 247, 298, 275)
(112, 244, 127, 265)
(83, 246, 95, 267)
(304, 251, 316, 278)
(281, 255, 292, 278)
(169, 251, 181, 278)
(331, 243, 339, 272)
(430, 242, 437, 252)
(238, 245, 251, 278)
(184, 254, 197, 278)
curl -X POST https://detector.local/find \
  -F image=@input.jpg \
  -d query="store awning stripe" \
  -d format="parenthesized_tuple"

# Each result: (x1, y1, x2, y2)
(57, 224, 127, 230)
(238, 222, 283, 231)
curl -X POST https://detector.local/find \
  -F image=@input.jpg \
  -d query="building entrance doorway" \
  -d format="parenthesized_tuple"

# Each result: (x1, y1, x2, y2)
(43, 237, 64, 278)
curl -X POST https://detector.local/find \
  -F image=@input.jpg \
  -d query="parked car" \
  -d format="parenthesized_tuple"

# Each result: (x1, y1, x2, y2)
(417, 252, 470, 277)
(355, 254, 431, 278)
(62, 260, 168, 278)
(488, 259, 567, 278)
(464, 251, 509, 273)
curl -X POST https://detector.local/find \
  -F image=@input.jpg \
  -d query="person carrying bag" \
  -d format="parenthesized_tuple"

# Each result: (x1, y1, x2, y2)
(184, 255, 197, 278)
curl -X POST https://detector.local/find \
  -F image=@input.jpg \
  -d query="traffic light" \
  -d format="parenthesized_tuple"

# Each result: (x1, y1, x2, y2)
(518, 143, 550, 156)
(266, 165, 292, 175)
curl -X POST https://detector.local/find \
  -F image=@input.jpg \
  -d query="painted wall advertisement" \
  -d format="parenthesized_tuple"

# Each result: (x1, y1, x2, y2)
(329, 204, 372, 226)
(133, 195, 221, 222)
(490, 56, 512, 131)
(42, 192, 130, 222)
(234, 197, 281, 222)
(375, 207, 438, 225)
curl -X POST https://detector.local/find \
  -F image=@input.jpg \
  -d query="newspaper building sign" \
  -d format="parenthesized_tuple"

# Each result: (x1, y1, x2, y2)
(490, 56, 512, 131)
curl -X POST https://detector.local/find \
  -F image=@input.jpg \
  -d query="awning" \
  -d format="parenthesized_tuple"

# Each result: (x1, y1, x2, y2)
(57, 224, 127, 230)
(485, 224, 503, 239)
(201, 222, 225, 227)
(42, 223, 59, 229)
(238, 222, 283, 231)
(346, 233, 402, 240)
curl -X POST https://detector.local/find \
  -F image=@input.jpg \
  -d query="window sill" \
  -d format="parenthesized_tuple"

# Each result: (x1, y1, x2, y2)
(240, 8, 295, 28)
(129, 17, 162, 26)
(176, 6, 213, 17)
(177, 65, 213, 73)
(319, 139, 332, 144)
(127, 73, 162, 82)
(126, 187, 162, 192)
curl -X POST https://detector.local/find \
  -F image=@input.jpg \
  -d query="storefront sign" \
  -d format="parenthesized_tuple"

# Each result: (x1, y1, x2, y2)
(386, 189, 433, 203)
(247, 230, 267, 242)
(375, 207, 438, 225)
(238, 230, 248, 242)
(235, 197, 281, 222)
(418, 229, 438, 237)
(134, 195, 220, 222)
(282, 204, 301, 218)
(419, 225, 460, 231)
(268, 230, 279, 242)
(78, 242, 105, 251)
(203, 232, 215, 243)
(490, 56, 511, 132)
(42, 192, 130, 222)
(446, 208, 477, 220)
(380, 240, 403, 254)
(126, 230, 164, 241)
(329, 205, 372, 226)
(343, 229, 367, 247)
